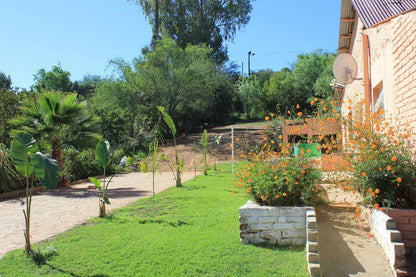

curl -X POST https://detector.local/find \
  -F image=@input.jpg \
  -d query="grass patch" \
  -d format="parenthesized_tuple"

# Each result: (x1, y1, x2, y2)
(0, 164, 308, 276)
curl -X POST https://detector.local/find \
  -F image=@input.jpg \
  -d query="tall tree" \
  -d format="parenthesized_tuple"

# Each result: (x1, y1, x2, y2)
(0, 72, 12, 91)
(135, 0, 253, 63)
(33, 64, 73, 92)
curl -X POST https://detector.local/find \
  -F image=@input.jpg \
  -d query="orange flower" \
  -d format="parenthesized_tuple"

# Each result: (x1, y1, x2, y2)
(397, 177, 402, 182)
(362, 172, 367, 177)
(264, 137, 268, 141)
(391, 156, 397, 162)
(297, 112, 302, 117)
(282, 192, 287, 196)
(271, 113, 275, 118)
(236, 137, 240, 142)
(386, 165, 392, 171)
(274, 195, 280, 198)
(375, 189, 380, 194)
(278, 135, 283, 140)
(260, 195, 264, 200)
(310, 100, 315, 105)
(287, 111, 291, 114)
(374, 203, 379, 209)
(296, 104, 300, 109)
(371, 192, 375, 197)
(265, 116, 270, 121)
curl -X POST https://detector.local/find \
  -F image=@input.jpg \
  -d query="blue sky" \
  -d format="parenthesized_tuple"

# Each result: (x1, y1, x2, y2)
(0, 0, 341, 90)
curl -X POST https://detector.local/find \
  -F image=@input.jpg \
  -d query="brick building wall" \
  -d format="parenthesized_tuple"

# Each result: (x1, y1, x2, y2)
(342, 10, 416, 152)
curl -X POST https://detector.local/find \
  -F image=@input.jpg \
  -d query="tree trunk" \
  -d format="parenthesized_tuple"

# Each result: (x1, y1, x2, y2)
(151, 0, 160, 49)
(52, 141, 67, 185)
(99, 200, 106, 218)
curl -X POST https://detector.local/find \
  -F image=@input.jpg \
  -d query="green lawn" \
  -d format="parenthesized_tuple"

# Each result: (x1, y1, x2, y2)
(0, 164, 308, 276)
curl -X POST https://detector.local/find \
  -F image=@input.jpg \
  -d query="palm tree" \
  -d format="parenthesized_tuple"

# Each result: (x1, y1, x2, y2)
(12, 91, 100, 183)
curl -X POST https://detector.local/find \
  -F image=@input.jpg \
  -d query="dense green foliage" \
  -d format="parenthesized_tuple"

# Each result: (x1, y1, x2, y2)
(12, 91, 100, 182)
(0, 88, 21, 147)
(344, 112, 416, 208)
(0, 164, 308, 276)
(0, 143, 21, 192)
(239, 51, 336, 118)
(33, 65, 73, 92)
(91, 38, 235, 152)
(62, 148, 104, 183)
(135, 0, 253, 63)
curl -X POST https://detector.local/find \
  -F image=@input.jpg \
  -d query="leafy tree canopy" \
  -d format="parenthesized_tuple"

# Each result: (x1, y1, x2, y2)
(33, 64, 73, 92)
(0, 72, 12, 91)
(135, 0, 253, 63)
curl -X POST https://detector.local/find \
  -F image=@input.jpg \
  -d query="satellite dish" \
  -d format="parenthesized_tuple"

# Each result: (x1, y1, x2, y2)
(333, 53, 358, 85)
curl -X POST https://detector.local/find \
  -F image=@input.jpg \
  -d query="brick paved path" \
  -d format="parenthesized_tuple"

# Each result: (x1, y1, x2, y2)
(0, 171, 196, 258)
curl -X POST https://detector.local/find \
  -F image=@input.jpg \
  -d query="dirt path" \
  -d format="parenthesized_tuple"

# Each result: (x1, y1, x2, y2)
(0, 171, 196, 258)
(317, 183, 394, 276)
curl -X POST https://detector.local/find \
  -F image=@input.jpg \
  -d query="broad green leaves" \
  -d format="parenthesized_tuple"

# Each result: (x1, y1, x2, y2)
(11, 132, 39, 177)
(158, 106, 176, 136)
(95, 139, 111, 167)
(31, 152, 61, 190)
(11, 131, 61, 188)
(89, 177, 102, 191)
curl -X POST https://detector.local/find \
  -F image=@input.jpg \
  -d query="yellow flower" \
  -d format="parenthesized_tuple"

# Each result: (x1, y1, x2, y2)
(265, 116, 270, 121)
(282, 192, 287, 196)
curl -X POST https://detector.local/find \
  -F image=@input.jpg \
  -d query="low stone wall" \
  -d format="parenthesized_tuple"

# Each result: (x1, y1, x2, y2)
(361, 206, 406, 274)
(239, 201, 313, 245)
(385, 209, 416, 257)
(239, 201, 322, 276)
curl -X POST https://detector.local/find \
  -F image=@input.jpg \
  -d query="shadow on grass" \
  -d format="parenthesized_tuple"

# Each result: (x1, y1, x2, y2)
(251, 243, 305, 252)
(100, 215, 190, 227)
(43, 187, 149, 199)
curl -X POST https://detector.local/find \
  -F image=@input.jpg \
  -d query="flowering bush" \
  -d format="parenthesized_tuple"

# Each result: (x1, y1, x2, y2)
(343, 109, 416, 208)
(235, 132, 322, 206)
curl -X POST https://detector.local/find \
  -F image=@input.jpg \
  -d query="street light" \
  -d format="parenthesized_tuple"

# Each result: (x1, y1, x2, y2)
(248, 51, 255, 77)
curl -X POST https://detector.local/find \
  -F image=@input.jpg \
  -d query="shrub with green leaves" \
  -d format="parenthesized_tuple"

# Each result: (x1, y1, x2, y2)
(235, 154, 321, 206)
(344, 113, 416, 208)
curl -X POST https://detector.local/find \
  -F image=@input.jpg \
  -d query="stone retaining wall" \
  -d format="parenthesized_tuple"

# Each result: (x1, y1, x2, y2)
(239, 201, 321, 276)
(361, 206, 406, 275)
(239, 201, 313, 245)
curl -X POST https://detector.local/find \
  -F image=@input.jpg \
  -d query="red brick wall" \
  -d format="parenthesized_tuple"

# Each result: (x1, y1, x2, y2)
(342, 10, 416, 153)
(385, 209, 416, 256)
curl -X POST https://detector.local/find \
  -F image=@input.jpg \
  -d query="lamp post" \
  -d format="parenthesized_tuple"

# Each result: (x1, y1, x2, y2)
(248, 51, 255, 76)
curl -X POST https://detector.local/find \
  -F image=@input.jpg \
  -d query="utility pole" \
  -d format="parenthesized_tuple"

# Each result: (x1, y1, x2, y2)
(241, 62, 244, 77)
(248, 51, 255, 76)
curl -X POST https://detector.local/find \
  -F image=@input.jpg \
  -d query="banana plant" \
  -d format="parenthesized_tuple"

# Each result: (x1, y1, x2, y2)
(89, 139, 129, 217)
(201, 129, 208, 175)
(158, 106, 182, 187)
(10, 131, 61, 255)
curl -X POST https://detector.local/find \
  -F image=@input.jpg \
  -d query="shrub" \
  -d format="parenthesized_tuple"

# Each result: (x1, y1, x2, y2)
(343, 110, 416, 208)
(0, 143, 24, 193)
(235, 139, 322, 206)
(62, 148, 119, 183)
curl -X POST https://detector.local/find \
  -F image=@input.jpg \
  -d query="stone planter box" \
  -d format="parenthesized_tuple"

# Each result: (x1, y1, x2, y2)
(239, 201, 321, 276)
(239, 201, 313, 245)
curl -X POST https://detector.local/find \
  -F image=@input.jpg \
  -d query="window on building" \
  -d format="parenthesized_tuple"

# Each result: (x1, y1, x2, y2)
(373, 82, 385, 117)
